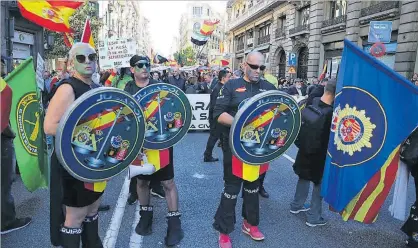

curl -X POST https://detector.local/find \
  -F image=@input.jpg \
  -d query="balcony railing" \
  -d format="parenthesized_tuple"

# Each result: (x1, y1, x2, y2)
(237, 43, 245, 52)
(360, 1, 399, 17)
(275, 28, 285, 38)
(258, 35, 270, 45)
(247, 38, 254, 45)
(289, 24, 309, 36)
(322, 15, 346, 28)
(227, 0, 278, 31)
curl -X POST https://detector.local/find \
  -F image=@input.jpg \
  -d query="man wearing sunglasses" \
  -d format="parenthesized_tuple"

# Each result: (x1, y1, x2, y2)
(212, 51, 276, 248)
(124, 55, 184, 247)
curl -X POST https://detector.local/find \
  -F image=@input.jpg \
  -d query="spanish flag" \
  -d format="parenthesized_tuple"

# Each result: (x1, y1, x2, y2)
(200, 19, 220, 36)
(84, 181, 107, 192)
(81, 18, 95, 49)
(232, 156, 269, 182)
(104, 71, 116, 87)
(17, 1, 83, 33)
(318, 61, 327, 81)
(0, 77, 12, 133)
(144, 149, 170, 172)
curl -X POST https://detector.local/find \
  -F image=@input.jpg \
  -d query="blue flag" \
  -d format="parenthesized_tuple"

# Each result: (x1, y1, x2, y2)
(321, 39, 418, 223)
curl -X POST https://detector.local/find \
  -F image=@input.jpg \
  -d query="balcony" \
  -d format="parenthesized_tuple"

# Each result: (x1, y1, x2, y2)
(321, 15, 346, 34)
(359, 1, 399, 24)
(289, 24, 309, 38)
(258, 35, 270, 45)
(275, 28, 285, 38)
(227, 0, 282, 31)
(247, 38, 254, 46)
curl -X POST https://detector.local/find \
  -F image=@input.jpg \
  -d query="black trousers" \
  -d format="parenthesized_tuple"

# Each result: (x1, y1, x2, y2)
(401, 167, 418, 236)
(1, 136, 17, 228)
(213, 135, 260, 234)
(129, 177, 161, 195)
(204, 121, 219, 158)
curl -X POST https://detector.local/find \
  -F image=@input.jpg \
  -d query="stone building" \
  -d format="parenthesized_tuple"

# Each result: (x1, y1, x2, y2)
(98, 0, 151, 56)
(226, 0, 418, 80)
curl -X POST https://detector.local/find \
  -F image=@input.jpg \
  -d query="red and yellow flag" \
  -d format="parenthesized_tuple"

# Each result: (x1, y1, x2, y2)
(144, 149, 170, 172)
(63, 32, 74, 48)
(17, 1, 83, 33)
(84, 181, 107, 192)
(81, 18, 95, 49)
(232, 156, 269, 182)
(104, 71, 116, 87)
(318, 61, 327, 81)
(220, 41, 224, 53)
(0, 77, 12, 133)
(340, 147, 400, 224)
(200, 19, 220, 36)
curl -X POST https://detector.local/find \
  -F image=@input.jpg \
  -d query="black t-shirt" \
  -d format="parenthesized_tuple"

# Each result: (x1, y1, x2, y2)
(123, 79, 160, 95)
(213, 78, 276, 133)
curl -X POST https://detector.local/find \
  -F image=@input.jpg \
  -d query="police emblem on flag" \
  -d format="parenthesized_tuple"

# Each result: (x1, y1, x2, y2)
(328, 87, 387, 167)
(56, 88, 145, 182)
(230, 91, 301, 165)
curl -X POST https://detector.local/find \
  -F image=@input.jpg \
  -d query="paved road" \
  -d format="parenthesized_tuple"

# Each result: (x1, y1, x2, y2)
(1, 132, 413, 248)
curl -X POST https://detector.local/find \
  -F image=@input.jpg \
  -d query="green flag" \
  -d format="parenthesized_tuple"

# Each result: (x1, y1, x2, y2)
(5, 57, 48, 192)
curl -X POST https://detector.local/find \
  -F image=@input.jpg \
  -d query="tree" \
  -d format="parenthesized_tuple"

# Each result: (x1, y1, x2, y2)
(45, 3, 102, 59)
(174, 46, 197, 66)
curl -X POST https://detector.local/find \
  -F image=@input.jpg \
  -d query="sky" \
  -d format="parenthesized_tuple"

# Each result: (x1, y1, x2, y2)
(140, 1, 227, 57)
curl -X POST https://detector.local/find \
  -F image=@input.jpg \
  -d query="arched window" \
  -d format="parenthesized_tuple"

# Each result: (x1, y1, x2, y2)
(278, 50, 286, 78)
(297, 47, 308, 79)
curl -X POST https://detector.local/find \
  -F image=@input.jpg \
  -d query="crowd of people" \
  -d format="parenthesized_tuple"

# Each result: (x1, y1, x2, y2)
(1, 44, 418, 248)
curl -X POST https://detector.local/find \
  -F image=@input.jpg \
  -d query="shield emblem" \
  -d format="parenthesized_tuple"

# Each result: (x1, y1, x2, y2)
(230, 90, 301, 165)
(55, 88, 145, 182)
(133, 83, 192, 150)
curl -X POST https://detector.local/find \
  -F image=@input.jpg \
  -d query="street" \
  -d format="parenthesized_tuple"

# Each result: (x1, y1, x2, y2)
(1, 132, 413, 248)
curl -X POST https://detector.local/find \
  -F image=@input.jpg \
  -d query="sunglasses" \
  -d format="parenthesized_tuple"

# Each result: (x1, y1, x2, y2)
(75, 54, 97, 63)
(246, 62, 266, 71)
(135, 60, 150, 69)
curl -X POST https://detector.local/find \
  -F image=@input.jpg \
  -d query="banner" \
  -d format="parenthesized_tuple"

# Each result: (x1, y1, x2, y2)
(5, 57, 48, 192)
(36, 53, 45, 90)
(187, 94, 210, 130)
(321, 39, 418, 223)
(98, 38, 137, 70)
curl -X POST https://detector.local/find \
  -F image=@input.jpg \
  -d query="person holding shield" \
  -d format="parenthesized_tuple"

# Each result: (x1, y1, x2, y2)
(124, 55, 184, 247)
(212, 52, 276, 248)
(44, 43, 103, 247)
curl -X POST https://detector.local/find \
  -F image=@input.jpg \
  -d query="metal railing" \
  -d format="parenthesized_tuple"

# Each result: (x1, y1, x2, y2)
(360, 1, 399, 17)
(322, 15, 346, 28)
(237, 43, 245, 51)
(289, 24, 309, 36)
(258, 35, 270, 45)
(227, 0, 277, 30)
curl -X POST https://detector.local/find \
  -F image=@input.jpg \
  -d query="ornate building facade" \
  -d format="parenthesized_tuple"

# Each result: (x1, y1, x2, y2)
(226, 0, 418, 80)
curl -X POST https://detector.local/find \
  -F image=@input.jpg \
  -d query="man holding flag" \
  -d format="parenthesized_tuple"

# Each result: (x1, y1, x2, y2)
(321, 39, 418, 246)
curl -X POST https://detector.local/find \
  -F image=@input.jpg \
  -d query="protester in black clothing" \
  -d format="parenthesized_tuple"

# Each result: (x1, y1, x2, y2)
(204, 70, 231, 162)
(290, 79, 336, 227)
(168, 67, 186, 91)
(285, 79, 307, 96)
(213, 52, 276, 248)
(306, 78, 327, 106)
(124, 55, 183, 247)
(44, 43, 103, 247)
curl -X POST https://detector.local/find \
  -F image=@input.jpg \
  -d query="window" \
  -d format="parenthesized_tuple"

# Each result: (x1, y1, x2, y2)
(362, 1, 379, 8)
(299, 6, 310, 26)
(259, 24, 270, 37)
(277, 15, 286, 30)
(330, 0, 347, 18)
(207, 8, 210, 16)
(193, 7, 202, 16)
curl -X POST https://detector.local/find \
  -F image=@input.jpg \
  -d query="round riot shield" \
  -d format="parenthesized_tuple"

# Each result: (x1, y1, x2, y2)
(56, 87, 146, 182)
(230, 90, 301, 165)
(133, 83, 192, 150)
(298, 98, 308, 111)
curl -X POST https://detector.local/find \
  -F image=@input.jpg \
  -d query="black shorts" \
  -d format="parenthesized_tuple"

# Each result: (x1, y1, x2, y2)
(135, 147, 174, 182)
(51, 152, 103, 208)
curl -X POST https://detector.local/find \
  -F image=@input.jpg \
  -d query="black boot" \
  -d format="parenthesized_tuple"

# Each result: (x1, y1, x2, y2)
(407, 233, 418, 248)
(82, 214, 103, 248)
(135, 206, 153, 236)
(60, 226, 82, 248)
(165, 211, 184, 247)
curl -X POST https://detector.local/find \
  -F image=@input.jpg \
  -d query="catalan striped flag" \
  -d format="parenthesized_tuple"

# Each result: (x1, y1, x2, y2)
(321, 39, 418, 224)
(144, 149, 170, 172)
(17, 1, 83, 33)
(63, 32, 74, 48)
(104, 71, 116, 87)
(81, 18, 95, 49)
(200, 20, 220, 36)
(232, 156, 269, 182)
(0, 77, 12, 133)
